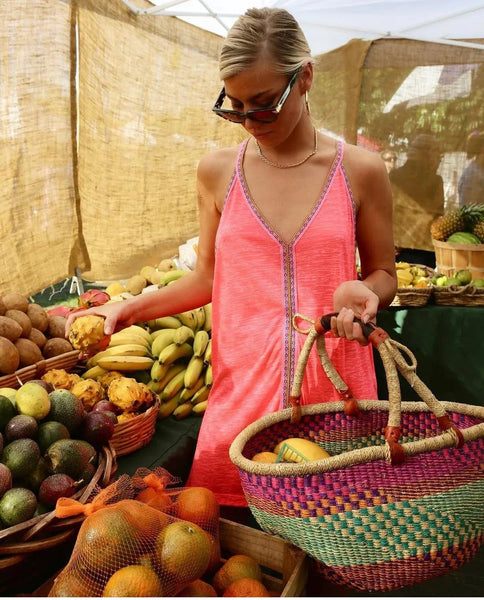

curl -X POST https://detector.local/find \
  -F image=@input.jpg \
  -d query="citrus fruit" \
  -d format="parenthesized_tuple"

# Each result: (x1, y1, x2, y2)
(49, 570, 94, 597)
(251, 451, 278, 463)
(0, 487, 37, 527)
(222, 577, 271, 597)
(0, 387, 17, 407)
(37, 420, 70, 453)
(0, 395, 16, 430)
(155, 520, 211, 585)
(4, 414, 38, 442)
(173, 486, 220, 527)
(15, 382, 51, 420)
(102, 565, 164, 597)
(135, 486, 173, 512)
(2, 438, 40, 479)
(177, 579, 218, 597)
(212, 554, 263, 595)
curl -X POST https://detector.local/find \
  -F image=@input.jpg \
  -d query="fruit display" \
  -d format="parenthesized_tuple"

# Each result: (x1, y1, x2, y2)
(0, 380, 115, 528)
(252, 436, 331, 463)
(395, 262, 431, 288)
(0, 292, 76, 376)
(430, 203, 484, 243)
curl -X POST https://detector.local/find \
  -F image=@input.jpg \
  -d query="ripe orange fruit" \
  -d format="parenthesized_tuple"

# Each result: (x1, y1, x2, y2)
(222, 577, 271, 597)
(102, 565, 164, 597)
(176, 578, 218, 597)
(155, 520, 211, 587)
(252, 452, 278, 463)
(49, 570, 94, 597)
(173, 486, 219, 528)
(212, 554, 263, 595)
(205, 530, 222, 575)
(135, 487, 173, 512)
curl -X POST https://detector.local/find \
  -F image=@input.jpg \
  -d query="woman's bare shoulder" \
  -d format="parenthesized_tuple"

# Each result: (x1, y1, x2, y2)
(343, 142, 386, 177)
(198, 145, 240, 180)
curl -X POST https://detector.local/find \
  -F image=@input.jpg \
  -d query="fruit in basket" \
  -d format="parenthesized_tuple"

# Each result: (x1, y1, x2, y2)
(473, 278, 484, 287)
(26, 303, 49, 332)
(273, 437, 330, 463)
(474, 220, 484, 242)
(42, 337, 74, 358)
(0, 336, 20, 375)
(252, 451, 278, 463)
(455, 269, 473, 285)
(1, 292, 29, 313)
(70, 378, 105, 411)
(38, 473, 78, 508)
(0, 463, 12, 497)
(14, 338, 43, 368)
(102, 564, 165, 597)
(78, 289, 110, 309)
(23, 457, 50, 493)
(446, 231, 481, 244)
(47, 389, 86, 434)
(42, 368, 82, 391)
(81, 411, 115, 448)
(37, 421, 71, 453)
(4, 414, 38, 442)
(15, 382, 51, 420)
(68, 315, 108, 353)
(44, 438, 96, 479)
(178, 579, 218, 597)
(0, 387, 17, 406)
(5, 309, 32, 337)
(212, 554, 263, 595)
(223, 577, 271, 597)
(0, 315, 23, 341)
(0, 486, 37, 527)
(2, 438, 40, 478)
(430, 203, 484, 241)
(0, 395, 16, 429)
(107, 376, 153, 413)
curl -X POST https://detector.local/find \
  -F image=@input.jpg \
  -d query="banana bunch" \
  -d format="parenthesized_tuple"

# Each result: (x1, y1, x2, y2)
(82, 325, 154, 378)
(396, 262, 431, 288)
(148, 304, 213, 420)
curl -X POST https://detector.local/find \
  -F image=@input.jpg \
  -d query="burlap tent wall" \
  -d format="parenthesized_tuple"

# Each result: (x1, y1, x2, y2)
(311, 39, 484, 252)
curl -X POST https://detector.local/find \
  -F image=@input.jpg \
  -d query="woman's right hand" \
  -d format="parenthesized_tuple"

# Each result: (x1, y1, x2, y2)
(64, 299, 135, 339)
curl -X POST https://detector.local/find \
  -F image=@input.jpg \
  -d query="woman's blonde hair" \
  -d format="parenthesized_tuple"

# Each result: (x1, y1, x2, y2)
(219, 8, 312, 80)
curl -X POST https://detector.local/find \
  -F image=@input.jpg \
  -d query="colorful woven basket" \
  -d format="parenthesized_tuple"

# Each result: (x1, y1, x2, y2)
(229, 314, 484, 593)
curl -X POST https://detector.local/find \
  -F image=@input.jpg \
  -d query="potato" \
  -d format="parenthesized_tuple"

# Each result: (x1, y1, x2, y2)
(26, 303, 49, 332)
(0, 297, 6, 316)
(47, 315, 67, 339)
(28, 327, 47, 349)
(14, 338, 43, 368)
(4, 309, 32, 338)
(43, 337, 73, 358)
(0, 336, 20, 374)
(1, 292, 29, 312)
(0, 315, 23, 341)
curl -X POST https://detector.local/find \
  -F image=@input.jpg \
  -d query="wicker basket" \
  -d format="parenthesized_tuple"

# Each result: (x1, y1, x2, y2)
(229, 314, 484, 593)
(391, 264, 434, 307)
(110, 394, 160, 457)
(0, 444, 117, 594)
(432, 283, 484, 306)
(0, 350, 80, 388)
(433, 238, 484, 280)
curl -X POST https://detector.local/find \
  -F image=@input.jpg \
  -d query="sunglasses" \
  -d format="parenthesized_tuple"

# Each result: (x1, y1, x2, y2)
(212, 68, 302, 124)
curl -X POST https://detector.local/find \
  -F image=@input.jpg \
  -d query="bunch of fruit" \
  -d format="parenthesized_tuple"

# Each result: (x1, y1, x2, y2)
(0, 292, 75, 376)
(430, 269, 484, 288)
(69, 305, 213, 421)
(395, 262, 431, 288)
(0, 379, 115, 528)
(430, 203, 484, 244)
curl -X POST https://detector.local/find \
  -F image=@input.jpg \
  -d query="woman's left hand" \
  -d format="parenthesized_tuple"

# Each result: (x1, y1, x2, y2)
(331, 280, 379, 345)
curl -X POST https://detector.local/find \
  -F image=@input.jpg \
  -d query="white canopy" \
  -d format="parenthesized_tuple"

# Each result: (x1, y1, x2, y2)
(124, 0, 484, 55)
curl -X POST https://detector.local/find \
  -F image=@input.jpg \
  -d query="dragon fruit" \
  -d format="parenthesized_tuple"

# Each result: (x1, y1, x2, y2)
(78, 289, 110, 309)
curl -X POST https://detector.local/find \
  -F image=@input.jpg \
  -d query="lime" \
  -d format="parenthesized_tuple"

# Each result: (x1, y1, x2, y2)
(455, 269, 472, 285)
(0, 487, 38, 527)
(15, 382, 51, 420)
(0, 395, 16, 430)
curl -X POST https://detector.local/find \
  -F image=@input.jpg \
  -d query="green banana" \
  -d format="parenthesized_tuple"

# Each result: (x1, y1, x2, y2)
(161, 270, 188, 286)
(183, 356, 205, 389)
(158, 342, 193, 365)
(161, 368, 187, 400)
(173, 325, 195, 346)
(151, 329, 177, 357)
(190, 384, 210, 405)
(203, 303, 212, 332)
(193, 330, 210, 358)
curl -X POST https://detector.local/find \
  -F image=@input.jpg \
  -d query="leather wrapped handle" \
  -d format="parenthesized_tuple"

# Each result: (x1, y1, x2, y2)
(319, 312, 376, 340)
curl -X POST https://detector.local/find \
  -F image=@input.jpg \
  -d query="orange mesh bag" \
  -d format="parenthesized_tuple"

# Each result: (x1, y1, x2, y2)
(48, 467, 221, 597)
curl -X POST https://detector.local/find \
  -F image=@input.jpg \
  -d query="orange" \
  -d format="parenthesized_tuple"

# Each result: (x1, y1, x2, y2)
(173, 486, 220, 528)
(205, 530, 222, 575)
(48, 570, 94, 597)
(135, 487, 173, 512)
(252, 451, 278, 463)
(223, 577, 271, 597)
(102, 565, 164, 597)
(212, 554, 263, 595)
(155, 520, 211, 587)
(176, 578, 218, 597)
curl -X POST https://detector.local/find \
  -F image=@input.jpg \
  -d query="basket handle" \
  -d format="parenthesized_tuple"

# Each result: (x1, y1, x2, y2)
(290, 312, 464, 463)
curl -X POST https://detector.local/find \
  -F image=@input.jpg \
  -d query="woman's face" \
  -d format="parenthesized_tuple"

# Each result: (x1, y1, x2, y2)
(222, 59, 307, 145)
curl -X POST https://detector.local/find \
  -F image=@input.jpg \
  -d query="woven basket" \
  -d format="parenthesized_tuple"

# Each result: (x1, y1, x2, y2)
(432, 284, 484, 306)
(0, 350, 80, 388)
(433, 239, 484, 280)
(390, 286, 432, 307)
(229, 314, 484, 593)
(110, 394, 160, 457)
(0, 444, 116, 593)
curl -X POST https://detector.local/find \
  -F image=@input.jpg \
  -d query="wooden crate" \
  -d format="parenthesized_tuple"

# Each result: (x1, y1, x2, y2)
(433, 238, 484, 280)
(219, 517, 308, 597)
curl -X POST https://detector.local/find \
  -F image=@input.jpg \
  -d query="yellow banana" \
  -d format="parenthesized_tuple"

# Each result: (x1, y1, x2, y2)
(158, 342, 193, 365)
(173, 325, 195, 346)
(87, 343, 151, 367)
(125, 324, 152, 343)
(178, 376, 205, 402)
(193, 330, 210, 358)
(192, 400, 208, 415)
(194, 306, 205, 331)
(150, 316, 183, 330)
(161, 368, 187, 400)
(190, 384, 210, 405)
(203, 339, 212, 364)
(161, 270, 188, 286)
(150, 360, 170, 382)
(157, 396, 179, 419)
(183, 356, 205, 389)
(204, 363, 213, 387)
(151, 329, 177, 358)
(173, 402, 193, 420)
(176, 310, 198, 330)
(109, 331, 151, 349)
(274, 438, 331, 463)
(203, 303, 212, 332)
(82, 365, 107, 380)
(147, 379, 165, 394)
(97, 355, 155, 372)
(155, 363, 186, 390)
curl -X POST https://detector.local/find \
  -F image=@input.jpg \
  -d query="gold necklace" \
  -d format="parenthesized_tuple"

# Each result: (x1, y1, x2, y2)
(255, 128, 318, 169)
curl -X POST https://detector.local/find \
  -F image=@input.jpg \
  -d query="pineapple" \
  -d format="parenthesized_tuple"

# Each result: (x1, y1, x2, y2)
(430, 203, 484, 241)
(473, 220, 484, 243)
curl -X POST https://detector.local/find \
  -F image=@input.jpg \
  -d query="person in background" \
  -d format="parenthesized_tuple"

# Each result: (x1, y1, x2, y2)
(380, 149, 397, 174)
(390, 133, 444, 267)
(458, 131, 484, 207)
(66, 8, 397, 508)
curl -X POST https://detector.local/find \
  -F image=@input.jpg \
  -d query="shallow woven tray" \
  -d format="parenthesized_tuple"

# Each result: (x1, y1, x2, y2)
(432, 284, 484, 306)
(390, 286, 432, 307)
(111, 394, 160, 457)
(0, 444, 116, 588)
(0, 350, 80, 388)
